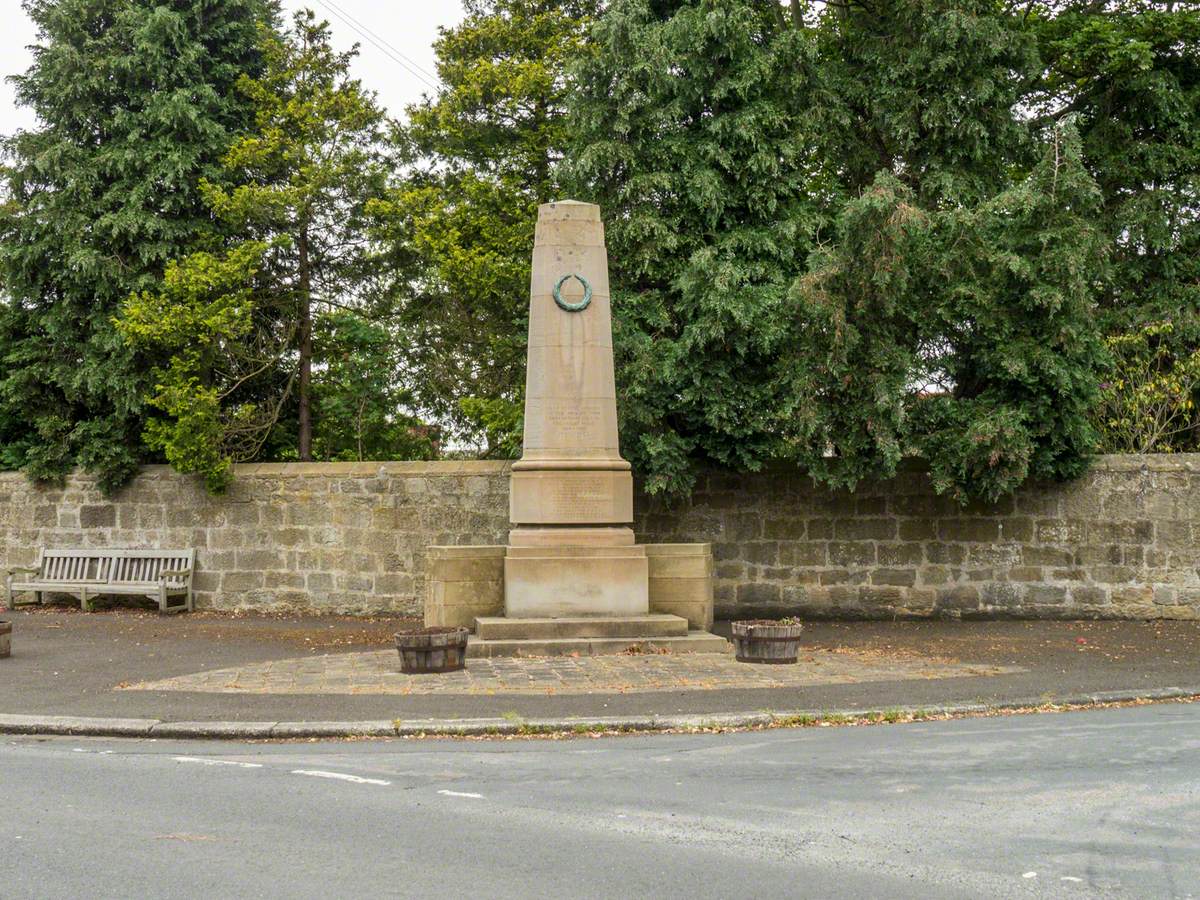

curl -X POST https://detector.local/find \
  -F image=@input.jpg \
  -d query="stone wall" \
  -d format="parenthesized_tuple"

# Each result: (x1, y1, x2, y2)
(0, 462, 510, 616)
(1, 455, 1198, 620)
(641, 456, 1200, 621)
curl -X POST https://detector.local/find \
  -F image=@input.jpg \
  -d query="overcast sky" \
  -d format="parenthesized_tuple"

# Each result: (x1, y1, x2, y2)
(0, 0, 467, 137)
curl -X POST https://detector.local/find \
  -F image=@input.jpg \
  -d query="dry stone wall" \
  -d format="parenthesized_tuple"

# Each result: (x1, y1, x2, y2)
(0, 455, 1197, 620)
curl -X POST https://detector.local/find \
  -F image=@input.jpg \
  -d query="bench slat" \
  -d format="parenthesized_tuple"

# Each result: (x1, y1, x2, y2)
(11, 581, 187, 593)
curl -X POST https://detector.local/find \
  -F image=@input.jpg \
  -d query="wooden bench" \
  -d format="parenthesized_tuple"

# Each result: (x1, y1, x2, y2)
(4, 549, 195, 614)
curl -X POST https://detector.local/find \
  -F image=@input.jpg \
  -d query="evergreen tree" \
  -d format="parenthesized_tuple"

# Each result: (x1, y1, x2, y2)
(794, 127, 1107, 502)
(567, 0, 824, 495)
(1035, 0, 1200, 329)
(811, 0, 1037, 205)
(311, 312, 438, 463)
(570, 0, 1108, 501)
(118, 11, 394, 489)
(0, 0, 275, 492)
(373, 0, 599, 456)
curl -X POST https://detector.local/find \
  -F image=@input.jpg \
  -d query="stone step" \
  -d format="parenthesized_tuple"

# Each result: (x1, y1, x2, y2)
(474, 614, 689, 641)
(466, 631, 730, 659)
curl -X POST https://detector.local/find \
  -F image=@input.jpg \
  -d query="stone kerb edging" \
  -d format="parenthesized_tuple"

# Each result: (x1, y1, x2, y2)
(1, 687, 1194, 740)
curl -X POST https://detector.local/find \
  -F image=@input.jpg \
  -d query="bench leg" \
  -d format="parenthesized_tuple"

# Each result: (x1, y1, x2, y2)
(80, 588, 91, 612)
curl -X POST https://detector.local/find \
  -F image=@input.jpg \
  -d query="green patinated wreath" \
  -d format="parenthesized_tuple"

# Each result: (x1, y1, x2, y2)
(552, 273, 592, 313)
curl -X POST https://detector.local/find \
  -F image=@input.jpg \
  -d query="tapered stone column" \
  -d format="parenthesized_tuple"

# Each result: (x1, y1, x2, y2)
(504, 201, 649, 617)
(425, 200, 720, 655)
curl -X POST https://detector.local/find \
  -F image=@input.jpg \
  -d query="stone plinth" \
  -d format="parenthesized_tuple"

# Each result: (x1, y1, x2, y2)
(424, 543, 716, 652)
(647, 544, 714, 631)
(466, 615, 729, 658)
(424, 546, 504, 629)
(504, 544, 649, 618)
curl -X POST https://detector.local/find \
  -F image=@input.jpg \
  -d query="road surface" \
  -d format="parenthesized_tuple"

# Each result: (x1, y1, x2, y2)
(4, 704, 1198, 898)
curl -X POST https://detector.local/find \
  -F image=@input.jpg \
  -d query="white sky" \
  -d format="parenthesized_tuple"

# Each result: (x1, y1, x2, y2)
(0, 0, 467, 137)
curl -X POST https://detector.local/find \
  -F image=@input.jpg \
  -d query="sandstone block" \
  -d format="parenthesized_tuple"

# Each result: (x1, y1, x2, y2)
(79, 505, 116, 528)
(504, 545, 648, 617)
(645, 543, 713, 630)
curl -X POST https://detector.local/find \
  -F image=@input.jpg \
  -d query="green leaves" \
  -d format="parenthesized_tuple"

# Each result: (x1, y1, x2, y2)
(311, 311, 437, 463)
(113, 11, 404, 491)
(3, 0, 1192, 502)
(569, 0, 819, 496)
(1037, 2, 1200, 330)
(376, 1, 599, 454)
(570, 1, 1112, 503)
(117, 242, 266, 492)
(1095, 321, 1200, 455)
(0, 0, 273, 492)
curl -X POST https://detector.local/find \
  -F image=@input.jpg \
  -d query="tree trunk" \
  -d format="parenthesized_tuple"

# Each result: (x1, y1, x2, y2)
(297, 228, 313, 461)
(533, 96, 549, 200)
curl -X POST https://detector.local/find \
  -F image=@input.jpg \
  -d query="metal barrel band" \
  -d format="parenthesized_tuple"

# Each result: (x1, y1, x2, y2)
(734, 634, 803, 643)
(404, 663, 464, 674)
(735, 656, 797, 664)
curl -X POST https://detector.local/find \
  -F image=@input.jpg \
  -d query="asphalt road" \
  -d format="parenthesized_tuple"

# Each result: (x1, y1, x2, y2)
(3, 704, 1198, 899)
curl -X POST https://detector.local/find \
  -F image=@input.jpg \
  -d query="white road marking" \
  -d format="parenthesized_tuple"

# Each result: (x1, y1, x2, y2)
(291, 769, 391, 786)
(174, 756, 263, 769)
(437, 789, 484, 799)
(1023, 872, 1038, 879)
(72, 748, 113, 754)
(1061, 877, 1084, 883)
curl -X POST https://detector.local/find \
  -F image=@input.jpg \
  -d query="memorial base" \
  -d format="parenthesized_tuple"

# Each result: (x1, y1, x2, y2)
(504, 544, 649, 618)
(423, 543, 723, 657)
(467, 614, 728, 658)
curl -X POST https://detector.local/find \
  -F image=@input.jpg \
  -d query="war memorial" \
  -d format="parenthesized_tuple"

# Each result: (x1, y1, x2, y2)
(425, 201, 725, 657)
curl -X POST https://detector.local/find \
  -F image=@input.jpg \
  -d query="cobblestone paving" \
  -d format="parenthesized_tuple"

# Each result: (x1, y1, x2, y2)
(125, 649, 1020, 696)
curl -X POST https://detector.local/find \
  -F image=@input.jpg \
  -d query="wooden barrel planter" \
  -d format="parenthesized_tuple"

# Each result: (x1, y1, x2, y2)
(396, 626, 469, 674)
(0, 620, 11, 659)
(731, 620, 803, 664)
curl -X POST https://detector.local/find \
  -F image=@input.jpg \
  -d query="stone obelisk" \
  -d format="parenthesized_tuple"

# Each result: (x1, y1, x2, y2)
(504, 200, 649, 617)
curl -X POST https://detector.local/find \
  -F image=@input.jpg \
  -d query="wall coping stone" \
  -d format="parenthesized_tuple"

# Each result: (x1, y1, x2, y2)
(0, 459, 514, 485)
(0, 453, 1193, 487)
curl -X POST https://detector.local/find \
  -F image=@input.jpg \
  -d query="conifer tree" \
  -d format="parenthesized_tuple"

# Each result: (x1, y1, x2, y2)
(119, 11, 394, 489)
(569, 0, 1108, 501)
(567, 0, 823, 496)
(0, 0, 276, 491)
(1035, 0, 1200, 329)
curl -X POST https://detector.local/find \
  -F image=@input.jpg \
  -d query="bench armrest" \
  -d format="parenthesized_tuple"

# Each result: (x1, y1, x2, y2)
(4, 567, 40, 579)
(159, 568, 192, 580)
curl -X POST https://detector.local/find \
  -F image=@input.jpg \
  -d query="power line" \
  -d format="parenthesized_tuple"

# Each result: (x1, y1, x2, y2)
(311, 0, 442, 92)
(313, 0, 439, 90)
(320, 0, 440, 80)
